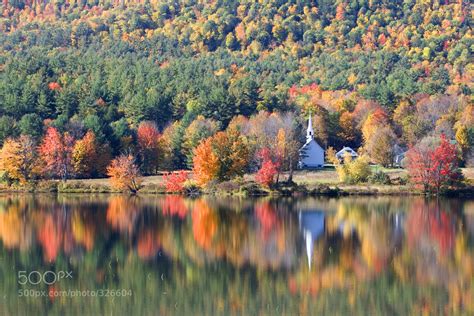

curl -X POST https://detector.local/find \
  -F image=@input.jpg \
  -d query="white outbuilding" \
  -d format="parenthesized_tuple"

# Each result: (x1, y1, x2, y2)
(298, 114, 325, 169)
(335, 146, 358, 161)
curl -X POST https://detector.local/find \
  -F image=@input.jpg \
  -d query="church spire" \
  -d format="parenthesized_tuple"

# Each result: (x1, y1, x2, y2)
(305, 230, 313, 270)
(306, 111, 314, 142)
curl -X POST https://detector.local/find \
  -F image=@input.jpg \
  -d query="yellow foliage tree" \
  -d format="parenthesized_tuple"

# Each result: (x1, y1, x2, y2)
(455, 125, 470, 151)
(335, 153, 372, 184)
(0, 135, 38, 184)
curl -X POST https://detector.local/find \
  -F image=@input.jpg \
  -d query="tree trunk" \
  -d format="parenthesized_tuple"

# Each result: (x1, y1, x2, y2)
(288, 156, 294, 183)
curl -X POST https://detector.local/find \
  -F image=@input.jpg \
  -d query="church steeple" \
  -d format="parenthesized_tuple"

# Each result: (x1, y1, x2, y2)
(306, 111, 314, 142)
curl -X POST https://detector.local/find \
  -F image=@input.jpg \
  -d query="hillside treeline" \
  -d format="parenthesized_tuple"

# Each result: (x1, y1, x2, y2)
(0, 0, 472, 173)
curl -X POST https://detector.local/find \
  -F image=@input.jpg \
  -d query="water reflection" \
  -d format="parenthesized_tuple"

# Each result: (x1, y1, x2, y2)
(0, 195, 473, 315)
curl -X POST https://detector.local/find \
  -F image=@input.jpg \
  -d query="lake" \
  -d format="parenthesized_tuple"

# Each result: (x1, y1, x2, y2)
(0, 194, 473, 315)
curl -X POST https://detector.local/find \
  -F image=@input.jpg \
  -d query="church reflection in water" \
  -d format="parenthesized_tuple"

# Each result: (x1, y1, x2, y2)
(299, 209, 325, 269)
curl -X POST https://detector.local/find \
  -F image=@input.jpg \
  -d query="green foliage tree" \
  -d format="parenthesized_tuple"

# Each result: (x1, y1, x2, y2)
(18, 113, 43, 140)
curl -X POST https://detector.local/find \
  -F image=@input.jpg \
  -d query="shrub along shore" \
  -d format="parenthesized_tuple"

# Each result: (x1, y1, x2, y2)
(1, 169, 472, 197)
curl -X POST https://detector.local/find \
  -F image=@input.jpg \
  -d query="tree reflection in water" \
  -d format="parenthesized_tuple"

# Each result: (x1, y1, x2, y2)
(0, 194, 473, 315)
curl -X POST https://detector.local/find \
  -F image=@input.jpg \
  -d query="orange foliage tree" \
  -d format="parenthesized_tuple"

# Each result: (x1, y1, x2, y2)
(38, 127, 75, 181)
(137, 121, 161, 175)
(72, 130, 111, 177)
(192, 138, 220, 187)
(193, 129, 250, 187)
(106, 154, 142, 193)
(0, 135, 38, 184)
(338, 111, 358, 146)
(274, 127, 300, 182)
(361, 108, 397, 165)
(364, 126, 397, 166)
(361, 108, 388, 143)
(183, 115, 220, 168)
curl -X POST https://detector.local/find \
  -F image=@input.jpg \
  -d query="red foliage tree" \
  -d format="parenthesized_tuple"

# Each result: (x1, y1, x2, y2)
(255, 148, 279, 188)
(406, 134, 461, 193)
(163, 170, 188, 193)
(38, 127, 75, 180)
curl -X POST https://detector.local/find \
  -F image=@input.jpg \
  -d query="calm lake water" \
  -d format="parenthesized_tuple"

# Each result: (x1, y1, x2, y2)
(0, 194, 473, 315)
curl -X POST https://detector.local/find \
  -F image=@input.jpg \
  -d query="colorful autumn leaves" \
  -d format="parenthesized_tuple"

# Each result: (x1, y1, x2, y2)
(0, 128, 111, 183)
(193, 128, 249, 187)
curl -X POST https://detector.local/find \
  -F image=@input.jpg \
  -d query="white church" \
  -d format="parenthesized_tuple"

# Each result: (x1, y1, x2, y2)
(298, 114, 325, 169)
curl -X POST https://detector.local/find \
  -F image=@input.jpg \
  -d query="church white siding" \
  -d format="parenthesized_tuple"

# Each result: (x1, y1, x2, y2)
(299, 140, 325, 168)
(298, 113, 325, 169)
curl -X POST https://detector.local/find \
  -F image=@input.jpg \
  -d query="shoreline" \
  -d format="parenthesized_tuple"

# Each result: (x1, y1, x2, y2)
(0, 180, 472, 197)
(1, 169, 472, 197)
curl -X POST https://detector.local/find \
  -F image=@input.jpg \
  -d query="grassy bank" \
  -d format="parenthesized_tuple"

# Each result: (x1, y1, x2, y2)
(1, 168, 473, 197)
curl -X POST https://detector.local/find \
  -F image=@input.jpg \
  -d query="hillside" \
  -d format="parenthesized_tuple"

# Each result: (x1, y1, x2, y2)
(0, 0, 472, 171)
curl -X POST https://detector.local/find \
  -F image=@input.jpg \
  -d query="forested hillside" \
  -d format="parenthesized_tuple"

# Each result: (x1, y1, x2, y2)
(0, 0, 472, 175)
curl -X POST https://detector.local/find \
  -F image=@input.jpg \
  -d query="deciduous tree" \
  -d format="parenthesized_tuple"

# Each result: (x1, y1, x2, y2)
(192, 129, 250, 187)
(107, 154, 142, 193)
(455, 124, 471, 163)
(0, 135, 38, 184)
(73, 130, 112, 178)
(406, 135, 461, 194)
(182, 116, 219, 168)
(163, 170, 189, 193)
(38, 127, 75, 181)
(137, 121, 161, 175)
(192, 138, 220, 187)
(211, 129, 249, 181)
(335, 153, 372, 184)
(255, 148, 279, 188)
(365, 126, 397, 167)
(362, 108, 388, 143)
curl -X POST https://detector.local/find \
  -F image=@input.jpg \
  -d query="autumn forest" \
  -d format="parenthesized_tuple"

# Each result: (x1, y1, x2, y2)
(1, 1, 474, 314)
(0, 0, 472, 191)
